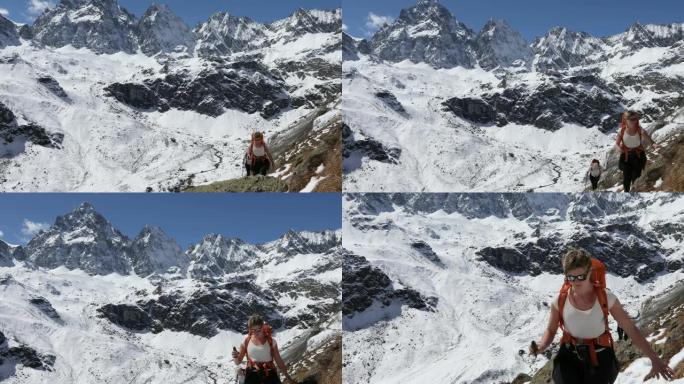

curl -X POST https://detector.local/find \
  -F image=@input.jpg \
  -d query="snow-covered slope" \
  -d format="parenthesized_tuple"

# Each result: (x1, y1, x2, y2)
(0, 203, 342, 383)
(343, 0, 684, 192)
(342, 193, 684, 383)
(0, 0, 341, 192)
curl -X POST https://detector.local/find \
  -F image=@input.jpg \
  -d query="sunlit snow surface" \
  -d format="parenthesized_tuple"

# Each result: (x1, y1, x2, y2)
(343, 42, 684, 192)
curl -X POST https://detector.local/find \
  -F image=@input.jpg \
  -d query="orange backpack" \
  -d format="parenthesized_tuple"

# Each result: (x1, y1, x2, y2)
(243, 324, 277, 376)
(618, 115, 644, 161)
(557, 258, 614, 366)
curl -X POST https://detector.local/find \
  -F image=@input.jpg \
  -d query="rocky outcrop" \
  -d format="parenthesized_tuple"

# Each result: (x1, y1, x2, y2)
(444, 75, 623, 131)
(29, 296, 62, 322)
(0, 14, 20, 48)
(37, 76, 69, 99)
(342, 251, 438, 328)
(476, 221, 673, 282)
(105, 61, 290, 118)
(0, 101, 64, 150)
(343, 124, 401, 168)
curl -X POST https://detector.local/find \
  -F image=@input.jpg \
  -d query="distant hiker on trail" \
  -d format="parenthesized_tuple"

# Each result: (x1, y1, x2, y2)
(616, 326, 629, 342)
(585, 159, 603, 191)
(245, 132, 274, 176)
(232, 315, 296, 384)
(615, 111, 659, 192)
(530, 249, 675, 383)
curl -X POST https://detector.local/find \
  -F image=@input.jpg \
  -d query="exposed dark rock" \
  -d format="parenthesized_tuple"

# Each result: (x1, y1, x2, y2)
(98, 280, 286, 338)
(29, 296, 62, 322)
(410, 241, 444, 267)
(375, 90, 406, 114)
(343, 251, 438, 321)
(0, 344, 55, 371)
(18, 25, 32, 40)
(0, 14, 20, 48)
(343, 124, 401, 167)
(37, 76, 69, 99)
(476, 222, 670, 282)
(105, 61, 290, 118)
(104, 83, 159, 110)
(442, 97, 497, 124)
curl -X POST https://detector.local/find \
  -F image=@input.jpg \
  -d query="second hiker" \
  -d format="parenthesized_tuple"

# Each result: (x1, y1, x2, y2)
(585, 159, 602, 191)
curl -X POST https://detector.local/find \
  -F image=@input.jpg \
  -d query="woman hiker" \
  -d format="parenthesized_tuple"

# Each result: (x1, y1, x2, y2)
(531, 249, 675, 383)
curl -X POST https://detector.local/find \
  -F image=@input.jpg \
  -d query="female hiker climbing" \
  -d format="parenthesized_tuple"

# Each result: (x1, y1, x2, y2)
(245, 132, 274, 176)
(232, 315, 297, 384)
(585, 159, 602, 191)
(615, 111, 659, 192)
(530, 249, 675, 383)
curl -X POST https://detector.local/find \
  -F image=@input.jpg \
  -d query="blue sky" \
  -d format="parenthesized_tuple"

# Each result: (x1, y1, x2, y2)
(0, 0, 340, 27)
(343, 0, 684, 40)
(0, 194, 341, 248)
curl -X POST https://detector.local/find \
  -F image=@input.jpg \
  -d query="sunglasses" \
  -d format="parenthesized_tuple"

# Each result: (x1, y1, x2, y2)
(627, 117, 639, 121)
(565, 272, 589, 282)
(250, 327, 263, 334)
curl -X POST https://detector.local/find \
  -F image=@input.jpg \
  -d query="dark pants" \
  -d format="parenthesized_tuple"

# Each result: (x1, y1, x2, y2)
(552, 344, 619, 384)
(589, 175, 600, 190)
(252, 157, 270, 176)
(245, 163, 252, 176)
(245, 367, 282, 384)
(619, 151, 646, 192)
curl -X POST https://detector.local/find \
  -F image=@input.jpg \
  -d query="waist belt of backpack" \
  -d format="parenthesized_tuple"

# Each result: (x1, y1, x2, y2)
(621, 146, 644, 161)
(247, 361, 276, 376)
(561, 332, 612, 367)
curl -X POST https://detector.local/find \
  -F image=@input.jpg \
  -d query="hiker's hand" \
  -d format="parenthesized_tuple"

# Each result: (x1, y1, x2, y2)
(231, 349, 239, 359)
(644, 358, 676, 381)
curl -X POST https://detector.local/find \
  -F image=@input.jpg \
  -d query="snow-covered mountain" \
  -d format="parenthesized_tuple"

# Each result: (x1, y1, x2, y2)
(129, 225, 187, 276)
(0, 0, 341, 192)
(344, 0, 684, 192)
(342, 193, 684, 383)
(371, 0, 476, 69)
(137, 3, 195, 55)
(32, 0, 139, 54)
(476, 19, 531, 70)
(24, 202, 131, 275)
(0, 15, 20, 49)
(0, 203, 342, 383)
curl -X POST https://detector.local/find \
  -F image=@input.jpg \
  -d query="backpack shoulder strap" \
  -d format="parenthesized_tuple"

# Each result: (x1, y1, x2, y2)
(267, 336, 275, 361)
(558, 284, 570, 331)
(244, 335, 253, 365)
(595, 287, 610, 331)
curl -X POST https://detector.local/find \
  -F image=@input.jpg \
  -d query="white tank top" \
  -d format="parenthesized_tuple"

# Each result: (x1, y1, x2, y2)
(622, 130, 641, 149)
(247, 339, 274, 362)
(590, 164, 601, 177)
(552, 288, 617, 339)
(252, 144, 266, 157)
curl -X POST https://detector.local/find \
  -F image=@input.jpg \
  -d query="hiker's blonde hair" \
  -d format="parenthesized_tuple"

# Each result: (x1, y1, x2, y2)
(248, 314, 264, 329)
(562, 249, 592, 273)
